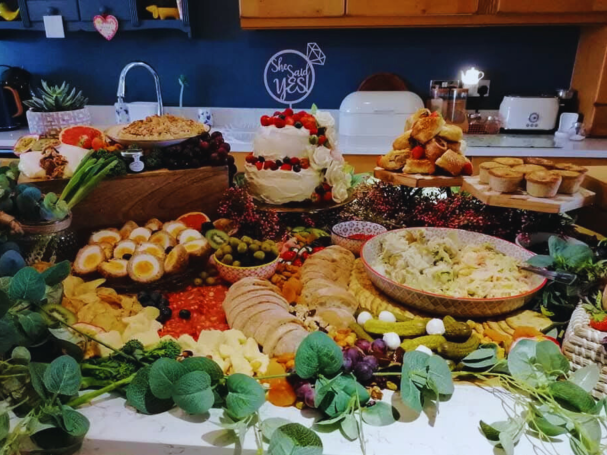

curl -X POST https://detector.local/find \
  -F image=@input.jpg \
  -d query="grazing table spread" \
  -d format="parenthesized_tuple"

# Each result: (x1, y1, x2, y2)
(2, 109, 607, 455)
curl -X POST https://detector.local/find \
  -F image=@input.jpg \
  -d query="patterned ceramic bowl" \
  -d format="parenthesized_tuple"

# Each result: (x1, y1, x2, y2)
(331, 221, 388, 256)
(214, 254, 279, 284)
(361, 227, 547, 318)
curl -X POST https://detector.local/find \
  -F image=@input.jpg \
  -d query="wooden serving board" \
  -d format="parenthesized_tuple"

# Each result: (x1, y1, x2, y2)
(462, 176, 595, 214)
(21, 167, 229, 232)
(374, 167, 463, 188)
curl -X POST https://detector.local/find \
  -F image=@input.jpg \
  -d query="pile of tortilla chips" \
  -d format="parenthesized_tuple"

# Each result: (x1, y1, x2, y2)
(62, 276, 142, 333)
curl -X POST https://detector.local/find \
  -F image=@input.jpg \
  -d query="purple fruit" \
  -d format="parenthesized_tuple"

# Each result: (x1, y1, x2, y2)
(344, 347, 362, 362)
(222, 143, 231, 153)
(214, 136, 225, 145)
(211, 131, 223, 139)
(361, 355, 379, 371)
(371, 339, 387, 356)
(304, 389, 316, 408)
(343, 356, 354, 374)
(295, 382, 312, 399)
(199, 141, 210, 150)
(355, 339, 372, 354)
(353, 362, 374, 383)
(227, 155, 235, 165)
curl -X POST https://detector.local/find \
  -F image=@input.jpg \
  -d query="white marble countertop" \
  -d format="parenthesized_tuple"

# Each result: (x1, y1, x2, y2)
(75, 385, 574, 455)
(3, 106, 607, 159)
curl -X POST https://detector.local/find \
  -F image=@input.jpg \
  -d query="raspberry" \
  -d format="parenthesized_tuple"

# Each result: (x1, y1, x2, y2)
(285, 117, 295, 126)
(300, 159, 310, 170)
(323, 191, 333, 202)
(245, 154, 257, 164)
(322, 183, 331, 191)
(280, 164, 292, 171)
(260, 115, 270, 126)
(255, 162, 263, 170)
(290, 157, 300, 165)
(318, 135, 327, 145)
(274, 118, 286, 128)
(263, 160, 275, 170)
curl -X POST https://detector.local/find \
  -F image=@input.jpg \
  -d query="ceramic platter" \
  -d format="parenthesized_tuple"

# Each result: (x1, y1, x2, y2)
(105, 125, 198, 148)
(361, 227, 547, 318)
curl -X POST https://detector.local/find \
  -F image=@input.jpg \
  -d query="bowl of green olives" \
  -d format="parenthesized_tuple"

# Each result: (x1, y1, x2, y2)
(213, 236, 280, 283)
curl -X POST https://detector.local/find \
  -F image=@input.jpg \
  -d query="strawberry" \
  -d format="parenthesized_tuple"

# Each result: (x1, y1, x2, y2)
(583, 294, 607, 332)
(260, 115, 271, 126)
(245, 153, 257, 164)
(283, 108, 294, 117)
(411, 146, 424, 160)
(322, 183, 331, 191)
(590, 318, 607, 332)
(281, 250, 297, 261)
(323, 191, 333, 202)
(255, 162, 263, 170)
(290, 157, 300, 165)
(280, 164, 292, 171)
(300, 159, 310, 169)
(309, 126, 318, 135)
(318, 135, 327, 145)
(285, 117, 295, 126)
(273, 111, 282, 117)
(263, 160, 275, 170)
(297, 110, 308, 117)
(462, 162, 473, 176)
(274, 118, 286, 128)
(310, 193, 321, 203)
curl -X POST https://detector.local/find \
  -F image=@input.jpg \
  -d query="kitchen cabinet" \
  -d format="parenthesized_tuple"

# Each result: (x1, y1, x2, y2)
(240, 0, 344, 18)
(497, 0, 607, 14)
(346, 0, 478, 17)
(78, 0, 133, 21)
(26, 0, 80, 22)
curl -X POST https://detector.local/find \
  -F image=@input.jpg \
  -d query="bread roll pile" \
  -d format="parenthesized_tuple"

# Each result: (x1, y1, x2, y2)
(378, 109, 472, 177)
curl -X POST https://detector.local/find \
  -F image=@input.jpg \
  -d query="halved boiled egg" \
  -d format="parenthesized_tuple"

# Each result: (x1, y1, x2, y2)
(119, 220, 138, 239)
(113, 240, 137, 259)
(178, 228, 203, 244)
(129, 227, 152, 244)
(136, 242, 166, 260)
(98, 242, 114, 260)
(74, 244, 105, 275)
(150, 230, 176, 251)
(183, 238, 210, 257)
(163, 221, 187, 238)
(127, 253, 164, 283)
(145, 218, 163, 232)
(164, 244, 188, 275)
(89, 229, 121, 245)
(98, 259, 129, 279)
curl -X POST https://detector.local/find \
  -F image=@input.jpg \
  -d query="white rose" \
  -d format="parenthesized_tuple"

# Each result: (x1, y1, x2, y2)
(314, 110, 335, 129)
(310, 145, 332, 170)
(326, 127, 338, 149)
(325, 160, 351, 187)
(332, 181, 349, 203)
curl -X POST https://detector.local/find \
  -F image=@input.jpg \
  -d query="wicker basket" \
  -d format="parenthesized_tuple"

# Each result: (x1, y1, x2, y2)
(26, 108, 91, 137)
(562, 305, 607, 398)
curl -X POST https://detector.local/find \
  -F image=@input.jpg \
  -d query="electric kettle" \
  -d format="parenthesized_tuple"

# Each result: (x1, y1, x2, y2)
(0, 86, 23, 131)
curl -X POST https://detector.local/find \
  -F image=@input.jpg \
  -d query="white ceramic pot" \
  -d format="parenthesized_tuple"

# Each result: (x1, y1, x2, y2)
(26, 107, 92, 137)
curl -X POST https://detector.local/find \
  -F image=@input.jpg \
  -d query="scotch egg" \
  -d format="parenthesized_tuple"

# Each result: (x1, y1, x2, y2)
(127, 253, 164, 283)
(164, 244, 188, 275)
(178, 228, 203, 244)
(119, 220, 138, 239)
(163, 221, 187, 238)
(129, 227, 152, 244)
(74, 244, 105, 275)
(136, 242, 166, 260)
(98, 259, 129, 279)
(89, 229, 121, 245)
(98, 242, 114, 260)
(113, 240, 137, 259)
(183, 239, 210, 257)
(145, 218, 163, 232)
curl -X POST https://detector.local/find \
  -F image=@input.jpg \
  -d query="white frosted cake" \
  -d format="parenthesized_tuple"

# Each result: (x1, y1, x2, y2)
(245, 109, 352, 205)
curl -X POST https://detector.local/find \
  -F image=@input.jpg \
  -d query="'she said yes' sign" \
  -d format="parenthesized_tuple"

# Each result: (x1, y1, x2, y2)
(264, 43, 326, 107)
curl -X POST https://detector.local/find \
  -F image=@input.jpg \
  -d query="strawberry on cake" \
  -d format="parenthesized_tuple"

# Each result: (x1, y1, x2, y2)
(245, 108, 353, 205)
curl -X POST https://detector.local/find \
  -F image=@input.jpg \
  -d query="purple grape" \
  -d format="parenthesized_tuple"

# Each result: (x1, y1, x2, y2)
(344, 347, 362, 362)
(343, 356, 355, 374)
(353, 362, 374, 383)
(200, 141, 210, 151)
(361, 355, 379, 371)
(355, 339, 372, 354)
(227, 155, 235, 165)
(371, 339, 387, 356)
(214, 136, 225, 145)
(295, 382, 313, 399)
(222, 143, 231, 153)
(211, 131, 223, 139)
(304, 389, 316, 408)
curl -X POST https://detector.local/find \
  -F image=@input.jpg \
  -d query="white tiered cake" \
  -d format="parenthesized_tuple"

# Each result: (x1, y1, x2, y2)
(245, 109, 352, 205)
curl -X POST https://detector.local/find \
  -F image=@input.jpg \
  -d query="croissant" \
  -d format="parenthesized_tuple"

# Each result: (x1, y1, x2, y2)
(405, 108, 431, 131)
(378, 149, 411, 171)
(412, 116, 445, 144)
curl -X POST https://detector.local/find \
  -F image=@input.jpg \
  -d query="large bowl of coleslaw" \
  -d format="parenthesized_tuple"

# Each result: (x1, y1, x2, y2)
(360, 228, 547, 318)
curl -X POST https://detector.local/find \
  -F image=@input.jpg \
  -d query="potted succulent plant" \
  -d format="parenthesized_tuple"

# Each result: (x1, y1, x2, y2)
(24, 80, 90, 137)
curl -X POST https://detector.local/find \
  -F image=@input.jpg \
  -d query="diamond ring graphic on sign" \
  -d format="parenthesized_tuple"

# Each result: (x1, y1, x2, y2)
(264, 43, 326, 108)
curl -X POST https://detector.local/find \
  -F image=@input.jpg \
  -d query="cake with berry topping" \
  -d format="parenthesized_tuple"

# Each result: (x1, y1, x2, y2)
(245, 108, 353, 205)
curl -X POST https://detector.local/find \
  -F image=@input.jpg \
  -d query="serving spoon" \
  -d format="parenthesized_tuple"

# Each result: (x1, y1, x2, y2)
(520, 265, 577, 285)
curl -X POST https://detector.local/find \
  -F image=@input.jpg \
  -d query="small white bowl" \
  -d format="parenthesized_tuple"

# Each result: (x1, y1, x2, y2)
(331, 221, 387, 256)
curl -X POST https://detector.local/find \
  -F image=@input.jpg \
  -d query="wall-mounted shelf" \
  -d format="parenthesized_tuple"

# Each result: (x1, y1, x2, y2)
(0, 0, 191, 36)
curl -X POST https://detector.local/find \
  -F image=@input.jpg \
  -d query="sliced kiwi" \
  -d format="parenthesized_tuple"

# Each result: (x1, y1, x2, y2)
(41, 303, 77, 326)
(205, 229, 229, 250)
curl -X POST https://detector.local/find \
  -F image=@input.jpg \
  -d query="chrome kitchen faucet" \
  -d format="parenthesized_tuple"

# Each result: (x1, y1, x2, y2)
(117, 61, 164, 117)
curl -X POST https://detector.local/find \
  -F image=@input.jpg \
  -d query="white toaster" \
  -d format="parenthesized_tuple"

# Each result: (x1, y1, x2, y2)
(499, 95, 559, 131)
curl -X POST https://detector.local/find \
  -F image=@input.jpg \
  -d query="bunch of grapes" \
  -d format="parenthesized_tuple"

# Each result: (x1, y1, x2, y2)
(163, 131, 237, 181)
(343, 339, 384, 383)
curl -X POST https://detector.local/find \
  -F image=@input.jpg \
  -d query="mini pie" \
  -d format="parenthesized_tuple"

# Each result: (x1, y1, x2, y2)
(488, 168, 524, 193)
(553, 163, 588, 173)
(553, 170, 585, 194)
(479, 162, 509, 184)
(524, 157, 555, 168)
(525, 171, 562, 198)
(494, 157, 524, 167)
(511, 164, 546, 176)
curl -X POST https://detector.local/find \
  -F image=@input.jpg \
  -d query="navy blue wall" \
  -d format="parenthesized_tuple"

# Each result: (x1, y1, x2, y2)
(0, 1, 580, 109)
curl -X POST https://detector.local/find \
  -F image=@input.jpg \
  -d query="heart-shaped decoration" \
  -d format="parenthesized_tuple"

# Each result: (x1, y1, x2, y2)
(93, 15, 118, 41)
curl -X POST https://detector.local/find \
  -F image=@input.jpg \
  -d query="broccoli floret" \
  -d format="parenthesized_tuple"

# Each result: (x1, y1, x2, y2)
(142, 340, 182, 362)
(143, 148, 164, 171)
(92, 150, 128, 178)
(121, 339, 144, 355)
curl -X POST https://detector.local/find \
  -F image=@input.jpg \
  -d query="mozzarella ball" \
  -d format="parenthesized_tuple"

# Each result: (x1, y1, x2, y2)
(415, 345, 433, 356)
(357, 311, 373, 326)
(383, 332, 401, 350)
(378, 311, 396, 323)
(426, 318, 446, 335)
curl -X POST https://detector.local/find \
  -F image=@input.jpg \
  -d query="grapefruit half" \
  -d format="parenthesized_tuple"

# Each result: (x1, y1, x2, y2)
(177, 212, 211, 231)
(59, 126, 104, 149)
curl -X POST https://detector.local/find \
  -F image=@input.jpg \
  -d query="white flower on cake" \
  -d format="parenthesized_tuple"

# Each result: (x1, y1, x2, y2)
(332, 181, 349, 203)
(315, 110, 335, 129)
(325, 160, 352, 188)
(310, 145, 333, 171)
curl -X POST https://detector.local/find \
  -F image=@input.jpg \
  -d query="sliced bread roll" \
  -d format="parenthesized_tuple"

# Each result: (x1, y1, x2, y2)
(254, 312, 303, 347)
(263, 322, 305, 356)
(231, 303, 284, 334)
(273, 328, 308, 357)
(225, 291, 289, 325)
